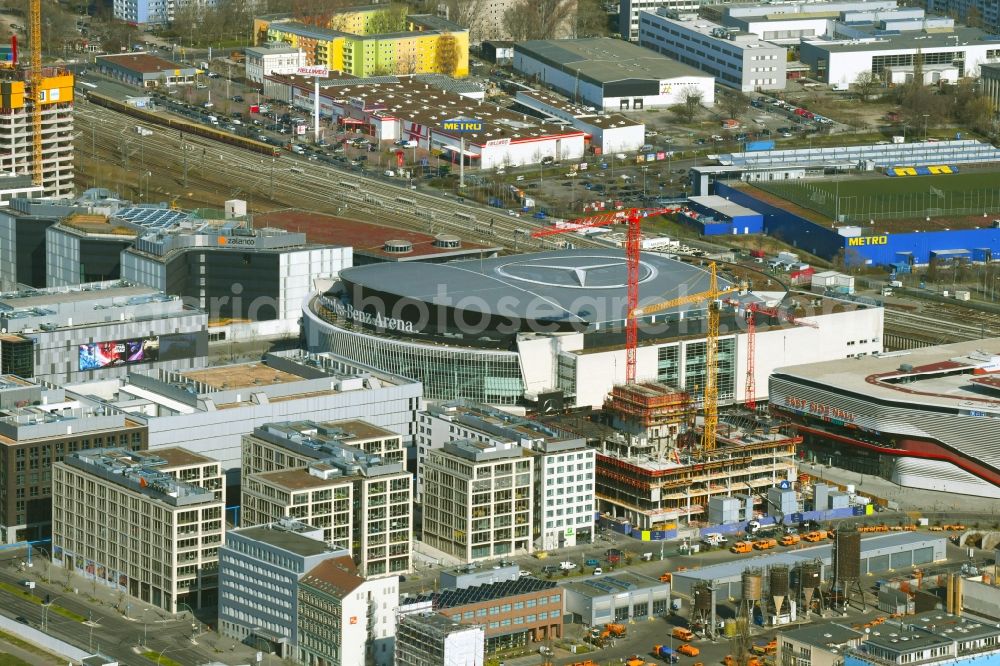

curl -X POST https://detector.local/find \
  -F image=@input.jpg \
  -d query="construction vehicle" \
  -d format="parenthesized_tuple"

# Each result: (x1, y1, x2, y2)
(724, 656, 736, 666)
(660, 572, 672, 583)
(626, 655, 646, 666)
(606, 623, 627, 637)
(730, 541, 753, 554)
(802, 530, 827, 542)
(672, 627, 694, 641)
(781, 534, 800, 546)
(753, 538, 778, 550)
(678, 644, 700, 657)
(751, 639, 777, 655)
(652, 646, 679, 663)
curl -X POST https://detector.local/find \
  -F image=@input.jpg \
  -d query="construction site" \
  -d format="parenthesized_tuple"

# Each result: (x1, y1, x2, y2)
(0, 2, 74, 198)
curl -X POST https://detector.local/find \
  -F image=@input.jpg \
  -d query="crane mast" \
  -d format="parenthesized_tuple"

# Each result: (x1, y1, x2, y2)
(29, 0, 42, 186)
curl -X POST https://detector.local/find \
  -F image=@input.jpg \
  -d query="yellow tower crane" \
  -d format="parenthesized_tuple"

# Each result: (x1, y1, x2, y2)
(28, 0, 42, 187)
(631, 262, 739, 452)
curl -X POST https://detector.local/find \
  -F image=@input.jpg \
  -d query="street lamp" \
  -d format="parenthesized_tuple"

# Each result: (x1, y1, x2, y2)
(42, 595, 63, 632)
(155, 646, 173, 665)
(88, 614, 105, 651)
(922, 113, 930, 140)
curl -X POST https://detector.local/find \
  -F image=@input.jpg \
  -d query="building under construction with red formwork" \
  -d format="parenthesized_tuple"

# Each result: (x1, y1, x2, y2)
(602, 382, 694, 459)
(594, 413, 801, 531)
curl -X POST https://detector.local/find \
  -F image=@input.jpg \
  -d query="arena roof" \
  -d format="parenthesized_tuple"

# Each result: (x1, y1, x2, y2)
(514, 38, 709, 85)
(772, 339, 1000, 412)
(337, 249, 729, 327)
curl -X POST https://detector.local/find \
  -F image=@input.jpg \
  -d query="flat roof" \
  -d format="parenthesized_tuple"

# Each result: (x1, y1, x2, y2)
(143, 447, 217, 469)
(56, 214, 136, 238)
(97, 52, 193, 74)
(780, 623, 864, 649)
(412, 577, 557, 609)
(773, 339, 1000, 413)
(181, 363, 305, 390)
(689, 195, 761, 219)
(673, 532, 946, 583)
(864, 625, 953, 653)
(515, 90, 645, 129)
(235, 524, 331, 557)
(907, 611, 1000, 643)
(563, 572, 666, 599)
(804, 26, 995, 53)
(514, 38, 709, 85)
(0, 284, 158, 310)
(253, 210, 498, 260)
(254, 467, 349, 490)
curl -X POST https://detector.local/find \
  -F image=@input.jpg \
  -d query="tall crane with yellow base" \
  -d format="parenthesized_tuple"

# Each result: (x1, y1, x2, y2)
(28, 0, 42, 186)
(631, 262, 738, 453)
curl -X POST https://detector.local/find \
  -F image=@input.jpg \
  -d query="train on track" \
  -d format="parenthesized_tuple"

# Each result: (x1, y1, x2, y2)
(86, 92, 283, 158)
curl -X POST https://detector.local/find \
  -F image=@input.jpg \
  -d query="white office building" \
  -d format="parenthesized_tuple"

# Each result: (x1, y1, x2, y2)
(639, 10, 787, 91)
(245, 44, 307, 84)
(395, 612, 485, 666)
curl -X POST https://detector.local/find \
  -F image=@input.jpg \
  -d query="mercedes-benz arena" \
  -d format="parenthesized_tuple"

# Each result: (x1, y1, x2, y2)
(304, 249, 884, 407)
(770, 339, 1000, 499)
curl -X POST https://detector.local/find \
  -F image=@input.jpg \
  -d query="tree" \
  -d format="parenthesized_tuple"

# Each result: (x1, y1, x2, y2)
(670, 87, 703, 123)
(434, 34, 460, 76)
(365, 4, 409, 35)
(575, 0, 609, 37)
(503, 0, 576, 40)
(854, 71, 880, 102)
(438, 0, 495, 42)
(720, 90, 750, 120)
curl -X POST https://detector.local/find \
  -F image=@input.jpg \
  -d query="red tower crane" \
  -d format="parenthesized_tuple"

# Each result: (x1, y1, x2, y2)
(531, 207, 683, 384)
(729, 300, 818, 410)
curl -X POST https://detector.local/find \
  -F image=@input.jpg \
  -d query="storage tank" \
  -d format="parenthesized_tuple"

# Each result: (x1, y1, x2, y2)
(798, 560, 822, 612)
(742, 568, 764, 602)
(694, 583, 713, 614)
(834, 525, 862, 583)
(770, 565, 790, 614)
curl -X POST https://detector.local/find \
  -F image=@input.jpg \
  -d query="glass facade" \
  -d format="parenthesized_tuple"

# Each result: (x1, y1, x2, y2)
(656, 337, 735, 401)
(306, 306, 524, 404)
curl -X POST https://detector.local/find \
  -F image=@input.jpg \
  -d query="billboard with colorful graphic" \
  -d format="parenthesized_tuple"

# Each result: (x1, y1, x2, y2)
(78, 332, 202, 371)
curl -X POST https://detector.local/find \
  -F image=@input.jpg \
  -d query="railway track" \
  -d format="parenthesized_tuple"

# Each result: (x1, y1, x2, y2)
(75, 97, 610, 253)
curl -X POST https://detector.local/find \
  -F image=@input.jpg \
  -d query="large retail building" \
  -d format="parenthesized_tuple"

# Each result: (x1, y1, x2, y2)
(304, 248, 883, 408)
(770, 339, 1000, 499)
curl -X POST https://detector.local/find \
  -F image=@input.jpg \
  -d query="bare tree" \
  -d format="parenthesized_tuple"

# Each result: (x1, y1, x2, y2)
(854, 71, 880, 102)
(670, 88, 703, 122)
(720, 90, 750, 120)
(503, 0, 576, 40)
(575, 0, 609, 37)
(439, 0, 494, 42)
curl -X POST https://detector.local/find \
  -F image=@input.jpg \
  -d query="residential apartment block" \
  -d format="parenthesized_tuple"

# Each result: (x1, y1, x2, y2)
(0, 376, 147, 543)
(297, 557, 399, 666)
(51, 448, 224, 612)
(421, 439, 533, 563)
(395, 612, 485, 666)
(218, 519, 351, 659)
(639, 10, 787, 91)
(254, 10, 470, 78)
(0, 69, 75, 197)
(416, 401, 593, 550)
(242, 421, 412, 578)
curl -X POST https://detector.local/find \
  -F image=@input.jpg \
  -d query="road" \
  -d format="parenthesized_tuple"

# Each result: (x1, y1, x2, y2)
(0, 555, 259, 665)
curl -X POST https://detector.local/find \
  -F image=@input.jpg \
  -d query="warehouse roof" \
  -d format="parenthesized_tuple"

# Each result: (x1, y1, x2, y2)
(563, 572, 666, 599)
(97, 52, 194, 74)
(689, 195, 761, 220)
(780, 623, 864, 649)
(803, 26, 995, 53)
(514, 38, 708, 85)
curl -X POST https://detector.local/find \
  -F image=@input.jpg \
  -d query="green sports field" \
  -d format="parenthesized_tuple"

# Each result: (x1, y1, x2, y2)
(756, 170, 1000, 222)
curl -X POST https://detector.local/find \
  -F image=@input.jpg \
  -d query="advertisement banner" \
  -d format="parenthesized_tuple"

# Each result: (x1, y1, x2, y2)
(79, 337, 159, 371)
(296, 65, 329, 77)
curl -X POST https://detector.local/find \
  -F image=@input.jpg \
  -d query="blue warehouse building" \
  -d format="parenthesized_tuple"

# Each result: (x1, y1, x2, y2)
(682, 195, 764, 236)
(715, 182, 1000, 266)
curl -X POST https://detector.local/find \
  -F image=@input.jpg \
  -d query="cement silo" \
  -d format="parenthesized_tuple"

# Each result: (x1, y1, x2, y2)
(691, 582, 716, 638)
(832, 525, 865, 610)
(769, 565, 790, 618)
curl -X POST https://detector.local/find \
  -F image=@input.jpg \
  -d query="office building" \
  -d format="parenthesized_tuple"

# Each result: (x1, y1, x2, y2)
(62, 351, 422, 484)
(0, 280, 208, 384)
(45, 214, 137, 287)
(513, 38, 715, 111)
(417, 402, 593, 549)
(983, 63, 1000, 112)
(218, 519, 351, 658)
(120, 208, 351, 339)
(296, 558, 399, 666)
(927, 0, 1000, 32)
(422, 439, 533, 563)
(639, 10, 787, 91)
(245, 44, 307, 84)
(51, 448, 225, 612)
(241, 428, 413, 578)
(404, 578, 561, 652)
(845, 612, 1000, 665)
(256, 10, 470, 78)
(0, 68, 74, 197)
(777, 623, 864, 666)
(0, 376, 148, 543)
(395, 612, 485, 666)
(242, 419, 405, 474)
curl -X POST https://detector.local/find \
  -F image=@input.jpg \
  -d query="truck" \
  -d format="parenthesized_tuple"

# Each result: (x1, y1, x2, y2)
(701, 533, 727, 547)
(653, 646, 679, 664)
(671, 627, 694, 642)
(135, 125, 153, 136)
(753, 538, 778, 550)
(605, 623, 627, 637)
(677, 644, 700, 657)
(730, 541, 753, 554)
(560, 561, 577, 571)
(781, 534, 800, 546)
(803, 530, 827, 542)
